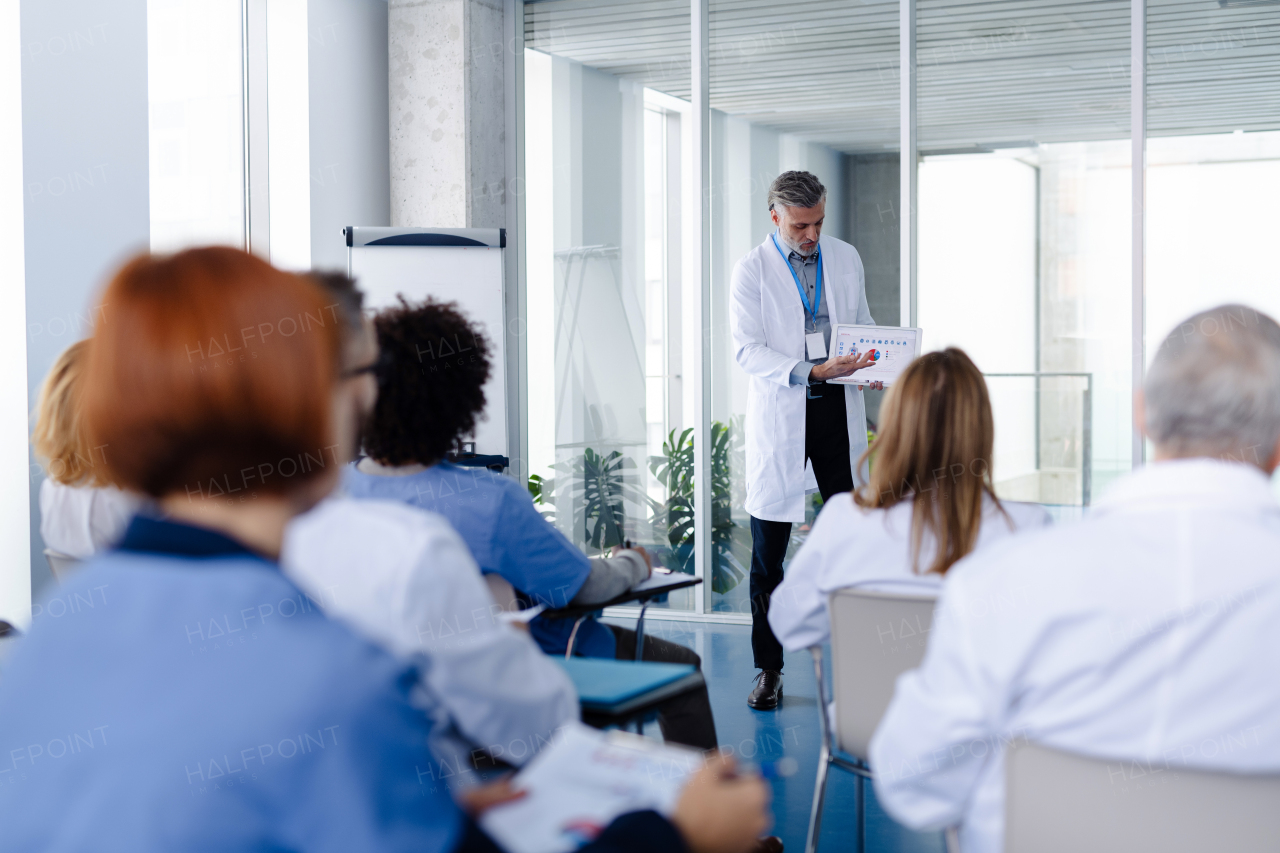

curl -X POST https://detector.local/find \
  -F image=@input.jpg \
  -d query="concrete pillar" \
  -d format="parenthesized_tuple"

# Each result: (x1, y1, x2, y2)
(388, 0, 505, 228)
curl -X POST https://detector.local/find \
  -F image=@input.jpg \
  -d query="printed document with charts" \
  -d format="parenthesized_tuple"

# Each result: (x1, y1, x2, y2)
(480, 723, 703, 853)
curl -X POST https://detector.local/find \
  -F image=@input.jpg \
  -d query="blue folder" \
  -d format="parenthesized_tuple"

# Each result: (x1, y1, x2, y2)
(555, 657, 702, 716)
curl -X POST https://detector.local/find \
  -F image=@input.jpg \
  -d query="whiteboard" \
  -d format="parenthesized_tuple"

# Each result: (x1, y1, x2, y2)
(346, 227, 508, 460)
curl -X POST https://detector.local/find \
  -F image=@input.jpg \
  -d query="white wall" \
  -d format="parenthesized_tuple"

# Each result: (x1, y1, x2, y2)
(0, 0, 30, 626)
(307, 0, 389, 272)
(21, 0, 151, 604)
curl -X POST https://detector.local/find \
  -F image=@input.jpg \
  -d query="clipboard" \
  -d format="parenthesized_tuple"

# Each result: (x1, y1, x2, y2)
(825, 324, 923, 388)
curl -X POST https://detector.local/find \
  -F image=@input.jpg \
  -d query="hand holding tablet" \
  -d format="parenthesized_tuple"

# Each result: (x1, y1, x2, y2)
(809, 347, 879, 382)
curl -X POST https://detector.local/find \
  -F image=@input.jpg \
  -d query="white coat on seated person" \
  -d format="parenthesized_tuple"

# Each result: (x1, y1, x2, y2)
(768, 492, 1050, 651)
(283, 496, 579, 775)
(730, 233, 874, 523)
(39, 479, 141, 560)
(870, 458, 1280, 853)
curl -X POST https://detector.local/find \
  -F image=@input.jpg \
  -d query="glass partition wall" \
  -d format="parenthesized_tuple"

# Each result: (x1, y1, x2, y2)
(705, 1, 900, 615)
(520, 0, 1279, 621)
(524, 1, 698, 611)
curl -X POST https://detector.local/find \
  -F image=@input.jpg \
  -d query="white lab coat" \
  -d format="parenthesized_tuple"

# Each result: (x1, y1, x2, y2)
(283, 497, 579, 775)
(870, 459, 1280, 853)
(730, 233, 874, 522)
(39, 479, 141, 560)
(768, 493, 1049, 651)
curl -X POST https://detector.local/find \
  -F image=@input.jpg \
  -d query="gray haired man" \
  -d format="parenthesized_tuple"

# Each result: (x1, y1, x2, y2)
(870, 304, 1280, 853)
(729, 170, 882, 709)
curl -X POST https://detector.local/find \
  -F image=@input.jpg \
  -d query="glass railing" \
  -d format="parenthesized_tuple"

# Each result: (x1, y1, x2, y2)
(983, 372, 1093, 507)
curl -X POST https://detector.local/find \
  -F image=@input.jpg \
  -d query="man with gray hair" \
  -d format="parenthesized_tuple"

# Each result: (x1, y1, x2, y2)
(729, 170, 882, 709)
(870, 304, 1280, 853)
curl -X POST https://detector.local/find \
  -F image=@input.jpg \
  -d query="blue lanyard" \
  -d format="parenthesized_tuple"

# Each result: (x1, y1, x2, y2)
(771, 233, 822, 329)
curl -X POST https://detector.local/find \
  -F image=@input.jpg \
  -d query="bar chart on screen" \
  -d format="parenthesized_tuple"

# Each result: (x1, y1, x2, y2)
(828, 324, 923, 387)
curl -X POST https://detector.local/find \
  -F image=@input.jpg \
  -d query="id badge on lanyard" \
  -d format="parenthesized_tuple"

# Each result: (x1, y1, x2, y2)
(805, 332, 827, 361)
(772, 234, 826, 360)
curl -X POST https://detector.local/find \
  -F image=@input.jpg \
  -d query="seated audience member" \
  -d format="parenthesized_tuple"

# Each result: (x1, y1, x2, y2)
(768, 348, 1049, 650)
(344, 299, 718, 751)
(32, 339, 141, 559)
(283, 274, 579, 773)
(870, 305, 1280, 853)
(0, 248, 769, 853)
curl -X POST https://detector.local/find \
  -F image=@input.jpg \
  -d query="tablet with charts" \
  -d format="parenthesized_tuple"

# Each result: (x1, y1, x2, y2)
(826, 324, 923, 387)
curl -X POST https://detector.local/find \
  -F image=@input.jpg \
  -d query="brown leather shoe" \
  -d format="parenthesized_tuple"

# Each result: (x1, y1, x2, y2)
(747, 670, 783, 710)
(753, 836, 784, 853)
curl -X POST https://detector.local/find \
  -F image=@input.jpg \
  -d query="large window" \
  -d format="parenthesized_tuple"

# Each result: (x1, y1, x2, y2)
(706, 1, 899, 614)
(1145, 2, 1280, 366)
(147, 0, 245, 252)
(517, 0, 1280, 620)
(146, 0, 312, 265)
(916, 1, 1133, 510)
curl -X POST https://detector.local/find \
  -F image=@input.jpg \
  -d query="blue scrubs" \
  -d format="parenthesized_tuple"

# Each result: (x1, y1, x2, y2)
(0, 516, 460, 852)
(343, 462, 616, 658)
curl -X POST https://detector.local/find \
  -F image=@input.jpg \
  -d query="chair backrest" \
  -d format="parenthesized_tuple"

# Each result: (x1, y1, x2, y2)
(1004, 740, 1280, 853)
(43, 548, 83, 583)
(827, 587, 937, 760)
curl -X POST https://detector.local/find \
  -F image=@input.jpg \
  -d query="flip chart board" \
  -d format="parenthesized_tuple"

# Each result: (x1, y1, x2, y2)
(346, 227, 508, 460)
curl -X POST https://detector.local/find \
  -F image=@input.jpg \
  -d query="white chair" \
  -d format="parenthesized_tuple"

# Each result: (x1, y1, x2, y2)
(43, 548, 82, 583)
(1005, 740, 1280, 853)
(806, 587, 942, 853)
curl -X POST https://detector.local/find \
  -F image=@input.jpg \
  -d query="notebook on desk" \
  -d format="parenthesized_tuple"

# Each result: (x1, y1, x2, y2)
(555, 657, 699, 713)
(480, 723, 701, 853)
(629, 571, 698, 595)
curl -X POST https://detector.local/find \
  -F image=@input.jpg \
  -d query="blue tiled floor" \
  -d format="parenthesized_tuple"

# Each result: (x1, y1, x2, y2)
(604, 618, 945, 853)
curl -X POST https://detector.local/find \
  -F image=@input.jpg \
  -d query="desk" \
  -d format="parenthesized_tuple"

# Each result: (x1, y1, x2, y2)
(555, 657, 706, 733)
(542, 573, 702, 660)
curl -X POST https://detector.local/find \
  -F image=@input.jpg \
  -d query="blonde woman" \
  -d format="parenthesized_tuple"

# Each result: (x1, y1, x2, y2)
(768, 347, 1050, 650)
(33, 340, 140, 560)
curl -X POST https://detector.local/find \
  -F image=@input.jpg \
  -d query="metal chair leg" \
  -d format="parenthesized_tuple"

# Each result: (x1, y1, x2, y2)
(634, 601, 650, 661)
(564, 616, 586, 660)
(855, 772, 865, 853)
(805, 748, 831, 853)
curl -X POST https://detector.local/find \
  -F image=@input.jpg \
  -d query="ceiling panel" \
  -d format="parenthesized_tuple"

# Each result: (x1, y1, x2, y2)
(525, 0, 1280, 153)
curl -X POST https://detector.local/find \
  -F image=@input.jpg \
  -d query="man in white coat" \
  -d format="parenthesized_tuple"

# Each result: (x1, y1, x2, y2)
(871, 303, 1280, 853)
(729, 171, 881, 709)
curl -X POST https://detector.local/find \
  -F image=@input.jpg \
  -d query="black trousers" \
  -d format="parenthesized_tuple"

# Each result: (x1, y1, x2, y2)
(609, 625, 718, 751)
(750, 385, 853, 671)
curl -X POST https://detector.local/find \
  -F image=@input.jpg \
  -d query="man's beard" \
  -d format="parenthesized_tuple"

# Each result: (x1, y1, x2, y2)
(779, 231, 816, 257)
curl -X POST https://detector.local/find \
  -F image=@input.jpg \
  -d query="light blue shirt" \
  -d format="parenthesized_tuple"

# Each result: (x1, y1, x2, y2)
(343, 462, 615, 658)
(0, 516, 461, 853)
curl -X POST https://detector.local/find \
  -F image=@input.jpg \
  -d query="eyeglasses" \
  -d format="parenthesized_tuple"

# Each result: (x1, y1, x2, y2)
(341, 349, 392, 381)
